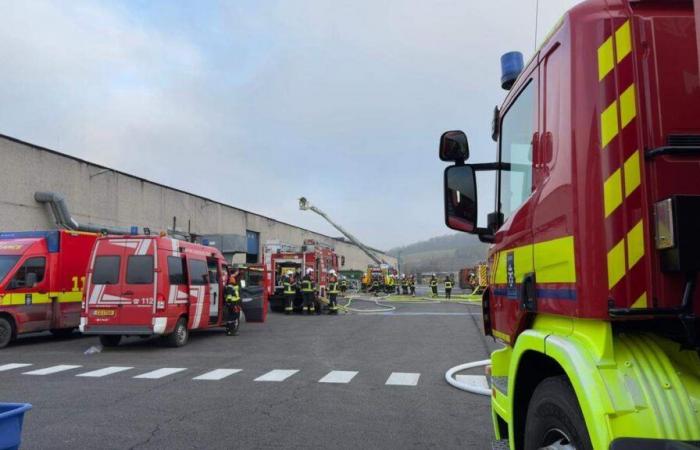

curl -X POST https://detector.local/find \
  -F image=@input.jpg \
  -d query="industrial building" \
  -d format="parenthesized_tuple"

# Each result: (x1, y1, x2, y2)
(0, 134, 396, 270)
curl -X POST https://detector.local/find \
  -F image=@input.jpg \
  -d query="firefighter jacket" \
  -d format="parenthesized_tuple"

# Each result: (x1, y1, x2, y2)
(430, 278, 438, 287)
(301, 276, 315, 293)
(445, 280, 453, 289)
(328, 280, 339, 294)
(283, 280, 295, 295)
(225, 284, 241, 304)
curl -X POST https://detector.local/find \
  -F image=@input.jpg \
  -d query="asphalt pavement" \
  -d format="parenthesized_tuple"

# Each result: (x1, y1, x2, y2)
(0, 295, 499, 450)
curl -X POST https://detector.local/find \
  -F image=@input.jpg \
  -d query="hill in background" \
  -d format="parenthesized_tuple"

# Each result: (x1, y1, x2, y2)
(387, 233, 489, 274)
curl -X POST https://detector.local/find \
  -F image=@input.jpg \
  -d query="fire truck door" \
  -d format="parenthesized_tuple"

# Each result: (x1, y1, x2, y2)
(187, 258, 210, 330)
(207, 259, 220, 323)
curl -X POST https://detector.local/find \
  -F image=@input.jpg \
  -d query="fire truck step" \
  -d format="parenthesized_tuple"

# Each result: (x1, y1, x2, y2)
(318, 370, 358, 384)
(193, 369, 242, 381)
(385, 372, 420, 386)
(254, 369, 299, 382)
(77, 367, 134, 378)
(23, 365, 82, 376)
(133, 368, 187, 379)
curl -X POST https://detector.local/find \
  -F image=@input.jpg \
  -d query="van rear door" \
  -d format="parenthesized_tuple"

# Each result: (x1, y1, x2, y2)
(119, 238, 157, 329)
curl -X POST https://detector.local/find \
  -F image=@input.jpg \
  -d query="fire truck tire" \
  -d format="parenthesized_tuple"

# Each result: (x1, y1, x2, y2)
(524, 376, 592, 450)
(50, 328, 74, 338)
(0, 317, 13, 349)
(165, 318, 188, 347)
(99, 335, 121, 347)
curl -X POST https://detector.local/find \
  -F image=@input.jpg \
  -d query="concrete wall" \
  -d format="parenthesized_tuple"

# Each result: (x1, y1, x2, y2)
(0, 135, 396, 271)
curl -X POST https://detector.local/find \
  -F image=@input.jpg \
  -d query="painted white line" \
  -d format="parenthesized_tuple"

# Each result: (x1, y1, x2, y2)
(0, 363, 32, 372)
(318, 370, 358, 384)
(455, 374, 490, 390)
(133, 368, 187, 379)
(23, 365, 82, 376)
(385, 372, 420, 386)
(193, 369, 242, 381)
(76, 366, 133, 378)
(254, 369, 299, 382)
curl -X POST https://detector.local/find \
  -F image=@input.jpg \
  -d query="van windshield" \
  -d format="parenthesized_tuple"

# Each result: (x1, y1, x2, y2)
(0, 255, 20, 283)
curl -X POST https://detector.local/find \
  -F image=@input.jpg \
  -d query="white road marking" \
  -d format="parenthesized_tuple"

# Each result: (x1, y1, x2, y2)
(23, 365, 82, 376)
(0, 363, 32, 372)
(254, 369, 299, 382)
(318, 370, 358, 384)
(193, 369, 242, 381)
(77, 366, 133, 378)
(455, 374, 490, 390)
(385, 372, 420, 386)
(133, 368, 187, 379)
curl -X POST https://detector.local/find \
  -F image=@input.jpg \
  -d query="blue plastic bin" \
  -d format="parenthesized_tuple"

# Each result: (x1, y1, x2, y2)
(0, 403, 32, 450)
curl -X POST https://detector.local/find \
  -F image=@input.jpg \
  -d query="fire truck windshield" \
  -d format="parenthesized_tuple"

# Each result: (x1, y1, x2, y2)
(0, 255, 20, 283)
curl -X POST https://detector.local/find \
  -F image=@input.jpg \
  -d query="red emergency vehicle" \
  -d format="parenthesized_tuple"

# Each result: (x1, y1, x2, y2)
(440, 0, 700, 447)
(80, 235, 231, 347)
(0, 230, 97, 348)
(263, 239, 338, 312)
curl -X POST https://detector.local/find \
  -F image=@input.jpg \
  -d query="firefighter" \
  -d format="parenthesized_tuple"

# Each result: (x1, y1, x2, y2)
(340, 276, 348, 295)
(409, 275, 416, 296)
(224, 271, 242, 336)
(327, 270, 339, 314)
(386, 274, 395, 294)
(444, 276, 453, 300)
(430, 274, 438, 298)
(402, 275, 409, 295)
(371, 276, 380, 295)
(283, 274, 296, 315)
(301, 269, 316, 315)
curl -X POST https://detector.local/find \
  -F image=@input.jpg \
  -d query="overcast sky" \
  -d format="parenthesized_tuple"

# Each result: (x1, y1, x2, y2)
(0, 0, 582, 249)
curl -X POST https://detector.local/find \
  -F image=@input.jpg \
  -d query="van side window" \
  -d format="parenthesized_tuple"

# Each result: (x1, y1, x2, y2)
(188, 259, 209, 286)
(93, 256, 120, 285)
(167, 256, 186, 285)
(498, 79, 536, 220)
(10, 257, 46, 288)
(126, 255, 154, 284)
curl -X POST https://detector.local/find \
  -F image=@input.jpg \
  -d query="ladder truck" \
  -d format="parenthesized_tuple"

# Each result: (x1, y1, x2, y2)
(439, 0, 700, 448)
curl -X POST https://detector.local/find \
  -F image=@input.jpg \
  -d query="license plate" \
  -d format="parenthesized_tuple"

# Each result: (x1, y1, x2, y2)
(93, 309, 115, 317)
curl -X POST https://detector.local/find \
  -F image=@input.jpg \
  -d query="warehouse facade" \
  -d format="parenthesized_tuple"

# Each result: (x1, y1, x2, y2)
(0, 135, 396, 270)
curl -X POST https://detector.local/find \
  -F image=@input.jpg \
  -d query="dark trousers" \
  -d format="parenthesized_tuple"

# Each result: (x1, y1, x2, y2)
(329, 293, 338, 314)
(431, 286, 438, 296)
(410, 286, 415, 295)
(225, 304, 240, 333)
(302, 291, 315, 312)
(402, 286, 409, 295)
(284, 294, 295, 313)
(445, 289, 452, 299)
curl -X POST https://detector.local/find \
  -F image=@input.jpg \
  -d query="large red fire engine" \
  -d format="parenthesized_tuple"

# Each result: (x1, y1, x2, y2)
(0, 230, 97, 348)
(80, 235, 233, 347)
(263, 239, 338, 311)
(440, 0, 700, 448)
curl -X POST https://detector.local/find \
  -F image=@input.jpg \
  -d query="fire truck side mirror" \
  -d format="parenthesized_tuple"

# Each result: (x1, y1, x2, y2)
(439, 130, 469, 162)
(444, 165, 477, 233)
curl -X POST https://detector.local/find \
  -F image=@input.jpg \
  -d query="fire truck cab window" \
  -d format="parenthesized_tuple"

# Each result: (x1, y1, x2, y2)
(167, 256, 186, 285)
(126, 255, 154, 284)
(93, 256, 121, 285)
(10, 257, 46, 288)
(498, 80, 536, 220)
(188, 259, 209, 286)
(0, 256, 20, 284)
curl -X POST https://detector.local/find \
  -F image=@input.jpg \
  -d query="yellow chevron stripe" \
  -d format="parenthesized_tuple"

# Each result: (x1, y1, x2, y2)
(601, 100, 619, 148)
(597, 36, 615, 81)
(626, 220, 645, 269)
(623, 151, 641, 197)
(619, 84, 637, 129)
(615, 20, 632, 63)
(603, 168, 623, 217)
(630, 291, 647, 309)
(607, 239, 626, 289)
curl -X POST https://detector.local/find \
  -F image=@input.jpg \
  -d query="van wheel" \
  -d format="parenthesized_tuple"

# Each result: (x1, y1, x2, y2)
(99, 335, 121, 347)
(0, 317, 13, 349)
(524, 376, 592, 450)
(165, 318, 188, 348)
(50, 328, 74, 338)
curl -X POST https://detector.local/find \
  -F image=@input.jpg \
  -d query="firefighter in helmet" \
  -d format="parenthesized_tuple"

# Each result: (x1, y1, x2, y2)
(339, 276, 348, 295)
(430, 274, 438, 298)
(301, 268, 317, 315)
(409, 275, 416, 296)
(225, 270, 242, 336)
(444, 275, 453, 300)
(402, 274, 409, 295)
(283, 273, 296, 315)
(327, 270, 339, 314)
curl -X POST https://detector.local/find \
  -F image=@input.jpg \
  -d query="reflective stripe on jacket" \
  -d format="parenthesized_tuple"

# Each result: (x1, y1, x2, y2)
(328, 282, 339, 294)
(283, 281, 295, 294)
(225, 284, 240, 303)
(301, 280, 314, 292)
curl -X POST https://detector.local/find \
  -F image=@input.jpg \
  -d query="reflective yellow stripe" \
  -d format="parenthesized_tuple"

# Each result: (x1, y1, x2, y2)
(615, 20, 632, 63)
(597, 36, 615, 81)
(626, 220, 645, 269)
(607, 239, 626, 289)
(603, 168, 623, 217)
(619, 84, 637, 129)
(601, 101, 619, 148)
(56, 292, 82, 303)
(534, 236, 577, 283)
(623, 151, 641, 197)
(630, 291, 647, 309)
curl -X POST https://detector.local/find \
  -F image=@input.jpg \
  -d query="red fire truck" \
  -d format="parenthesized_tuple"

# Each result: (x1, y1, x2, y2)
(263, 239, 338, 312)
(440, 0, 699, 448)
(0, 230, 97, 348)
(80, 235, 232, 347)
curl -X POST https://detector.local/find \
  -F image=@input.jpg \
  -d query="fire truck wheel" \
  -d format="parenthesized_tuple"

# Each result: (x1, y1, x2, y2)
(0, 317, 13, 348)
(523, 376, 592, 450)
(165, 318, 188, 347)
(99, 335, 121, 347)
